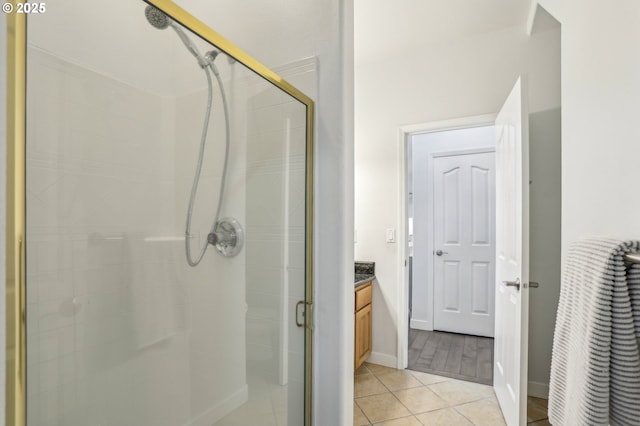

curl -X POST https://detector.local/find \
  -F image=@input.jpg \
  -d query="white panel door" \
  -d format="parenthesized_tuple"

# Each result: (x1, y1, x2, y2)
(493, 77, 530, 426)
(433, 151, 495, 337)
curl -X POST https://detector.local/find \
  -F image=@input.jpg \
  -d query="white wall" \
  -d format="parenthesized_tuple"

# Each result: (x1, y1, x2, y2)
(355, 25, 560, 364)
(537, 0, 563, 23)
(527, 0, 640, 398)
(561, 0, 640, 252)
(528, 108, 561, 397)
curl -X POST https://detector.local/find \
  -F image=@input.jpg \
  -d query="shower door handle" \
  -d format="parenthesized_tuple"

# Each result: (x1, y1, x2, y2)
(296, 301, 305, 327)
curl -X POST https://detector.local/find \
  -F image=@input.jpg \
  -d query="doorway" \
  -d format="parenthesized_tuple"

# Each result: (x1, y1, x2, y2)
(404, 121, 497, 385)
(408, 123, 497, 337)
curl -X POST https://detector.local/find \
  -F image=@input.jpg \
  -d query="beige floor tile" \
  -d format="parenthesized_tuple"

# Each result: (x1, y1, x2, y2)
(377, 370, 423, 391)
(356, 393, 411, 424)
(355, 373, 388, 398)
(527, 396, 549, 422)
(454, 398, 506, 426)
(365, 362, 398, 376)
(393, 386, 448, 414)
(354, 401, 371, 426)
(415, 407, 473, 426)
(428, 379, 495, 405)
(356, 364, 371, 376)
(373, 415, 423, 425)
(407, 370, 451, 386)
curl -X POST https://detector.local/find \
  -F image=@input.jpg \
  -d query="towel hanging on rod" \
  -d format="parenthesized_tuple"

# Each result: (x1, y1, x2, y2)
(549, 238, 640, 426)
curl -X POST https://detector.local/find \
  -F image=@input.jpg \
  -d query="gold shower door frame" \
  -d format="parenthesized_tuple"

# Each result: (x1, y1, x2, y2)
(4, 1, 315, 424)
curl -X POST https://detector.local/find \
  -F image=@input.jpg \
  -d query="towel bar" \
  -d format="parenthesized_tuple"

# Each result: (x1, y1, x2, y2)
(625, 253, 640, 264)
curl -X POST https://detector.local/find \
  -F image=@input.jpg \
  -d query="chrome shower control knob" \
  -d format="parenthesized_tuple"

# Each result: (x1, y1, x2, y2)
(211, 217, 244, 257)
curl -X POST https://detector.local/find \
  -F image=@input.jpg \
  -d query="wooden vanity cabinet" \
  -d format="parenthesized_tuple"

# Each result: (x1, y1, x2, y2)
(354, 281, 372, 369)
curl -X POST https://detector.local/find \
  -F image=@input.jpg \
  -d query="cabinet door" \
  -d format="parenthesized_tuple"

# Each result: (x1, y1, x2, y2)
(355, 303, 372, 369)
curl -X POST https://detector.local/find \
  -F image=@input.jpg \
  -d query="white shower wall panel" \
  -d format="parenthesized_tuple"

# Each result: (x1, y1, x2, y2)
(174, 84, 248, 424)
(25, 47, 193, 426)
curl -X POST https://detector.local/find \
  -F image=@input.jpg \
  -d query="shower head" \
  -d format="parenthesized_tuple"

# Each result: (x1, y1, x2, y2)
(144, 4, 213, 68)
(145, 5, 170, 30)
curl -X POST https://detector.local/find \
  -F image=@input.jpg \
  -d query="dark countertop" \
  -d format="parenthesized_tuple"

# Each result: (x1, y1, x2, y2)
(355, 261, 375, 288)
(355, 273, 375, 288)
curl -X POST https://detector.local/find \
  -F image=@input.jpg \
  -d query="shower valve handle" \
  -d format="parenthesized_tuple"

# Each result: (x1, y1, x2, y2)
(207, 227, 236, 247)
(205, 219, 244, 257)
(207, 232, 219, 246)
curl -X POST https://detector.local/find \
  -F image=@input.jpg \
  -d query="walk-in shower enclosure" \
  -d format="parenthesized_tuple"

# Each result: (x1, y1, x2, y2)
(5, 1, 315, 425)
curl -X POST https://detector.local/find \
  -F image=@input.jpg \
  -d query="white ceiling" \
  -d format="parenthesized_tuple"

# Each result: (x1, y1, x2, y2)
(355, 0, 532, 65)
(26, 0, 533, 94)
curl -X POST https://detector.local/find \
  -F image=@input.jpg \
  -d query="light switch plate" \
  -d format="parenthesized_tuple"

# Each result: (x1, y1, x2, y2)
(386, 228, 396, 243)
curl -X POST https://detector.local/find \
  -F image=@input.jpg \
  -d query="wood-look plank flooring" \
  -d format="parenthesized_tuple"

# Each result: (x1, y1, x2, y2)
(407, 329, 494, 385)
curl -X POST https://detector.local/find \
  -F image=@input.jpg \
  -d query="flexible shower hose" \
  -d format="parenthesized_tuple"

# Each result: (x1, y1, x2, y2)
(185, 63, 231, 266)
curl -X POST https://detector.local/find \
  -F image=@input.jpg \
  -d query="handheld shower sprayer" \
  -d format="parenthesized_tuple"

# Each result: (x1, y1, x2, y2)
(144, 4, 243, 265)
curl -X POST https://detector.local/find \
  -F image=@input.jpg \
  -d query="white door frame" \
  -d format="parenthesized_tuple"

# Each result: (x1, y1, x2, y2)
(396, 113, 497, 369)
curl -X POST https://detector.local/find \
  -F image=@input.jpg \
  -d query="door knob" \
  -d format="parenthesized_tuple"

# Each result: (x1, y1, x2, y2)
(435, 250, 448, 256)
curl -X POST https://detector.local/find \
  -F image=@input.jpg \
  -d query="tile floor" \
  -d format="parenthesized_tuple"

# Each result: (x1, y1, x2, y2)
(526, 397, 551, 426)
(354, 362, 551, 426)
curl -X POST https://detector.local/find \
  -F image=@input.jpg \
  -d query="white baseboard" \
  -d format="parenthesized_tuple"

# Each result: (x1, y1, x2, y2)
(410, 319, 432, 331)
(189, 384, 249, 426)
(528, 381, 549, 399)
(366, 352, 397, 369)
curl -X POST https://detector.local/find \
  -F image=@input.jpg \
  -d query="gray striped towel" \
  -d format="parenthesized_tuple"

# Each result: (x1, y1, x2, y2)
(549, 238, 640, 426)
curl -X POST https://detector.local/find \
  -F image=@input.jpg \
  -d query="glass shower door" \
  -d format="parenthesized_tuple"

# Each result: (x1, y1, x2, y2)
(15, 1, 314, 425)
